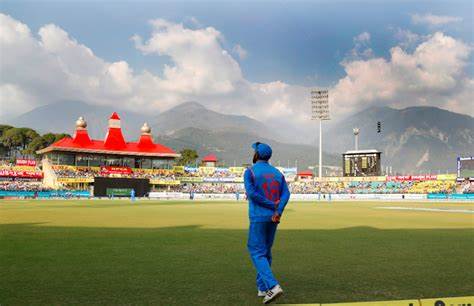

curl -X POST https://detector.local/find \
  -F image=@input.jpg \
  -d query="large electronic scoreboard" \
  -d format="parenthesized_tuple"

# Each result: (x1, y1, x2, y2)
(343, 150, 382, 177)
(93, 177, 150, 197)
(457, 156, 474, 180)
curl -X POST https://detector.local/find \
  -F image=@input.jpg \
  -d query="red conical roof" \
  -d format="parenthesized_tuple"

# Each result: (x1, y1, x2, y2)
(72, 117, 92, 145)
(137, 134, 154, 149)
(110, 112, 121, 120)
(73, 129, 92, 145)
(104, 112, 126, 149)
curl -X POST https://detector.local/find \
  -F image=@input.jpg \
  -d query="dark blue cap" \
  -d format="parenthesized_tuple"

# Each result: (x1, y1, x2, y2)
(252, 142, 272, 161)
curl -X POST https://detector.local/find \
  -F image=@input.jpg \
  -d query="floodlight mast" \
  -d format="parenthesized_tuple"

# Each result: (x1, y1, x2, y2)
(319, 120, 322, 178)
(353, 128, 360, 150)
(311, 89, 330, 180)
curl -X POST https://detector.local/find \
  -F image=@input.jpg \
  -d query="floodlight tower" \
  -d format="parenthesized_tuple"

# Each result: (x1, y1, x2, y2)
(311, 89, 330, 179)
(353, 128, 360, 150)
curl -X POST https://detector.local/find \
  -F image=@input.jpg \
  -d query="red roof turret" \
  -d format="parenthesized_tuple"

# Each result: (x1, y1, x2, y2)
(137, 123, 154, 149)
(72, 116, 92, 145)
(104, 112, 126, 149)
(73, 129, 92, 145)
(110, 112, 121, 120)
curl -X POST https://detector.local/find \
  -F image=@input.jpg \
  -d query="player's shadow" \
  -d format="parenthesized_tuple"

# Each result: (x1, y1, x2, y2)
(1, 223, 473, 305)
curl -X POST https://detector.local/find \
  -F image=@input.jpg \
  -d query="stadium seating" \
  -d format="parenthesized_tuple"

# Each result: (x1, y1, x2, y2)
(407, 180, 455, 194)
(0, 181, 48, 191)
(2, 160, 469, 195)
(0, 160, 45, 191)
(180, 183, 244, 194)
(286, 180, 458, 194)
(456, 180, 474, 194)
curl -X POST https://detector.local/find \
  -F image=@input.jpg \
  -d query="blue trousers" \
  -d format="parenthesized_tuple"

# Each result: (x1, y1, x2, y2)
(247, 222, 279, 291)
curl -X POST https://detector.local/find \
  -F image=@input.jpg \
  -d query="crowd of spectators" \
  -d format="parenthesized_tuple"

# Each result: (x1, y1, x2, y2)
(457, 180, 474, 194)
(182, 168, 239, 179)
(52, 166, 240, 180)
(52, 166, 178, 180)
(180, 183, 245, 194)
(133, 169, 177, 180)
(0, 160, 41, 173)
(0, 180, 50, 191)
(409, 180, 455, 194)
(0, 176, 471, 195)
(53, 167, 98, 178)
(11, 164, 470, 195)
(155, 180, 458, 194)
(288, 180, 456, 194)
(0, 160, 14, 168)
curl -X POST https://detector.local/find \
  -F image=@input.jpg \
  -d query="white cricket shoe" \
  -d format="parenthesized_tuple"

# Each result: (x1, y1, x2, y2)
(258, 290, 266, 297)
(262, 284, 283, 304)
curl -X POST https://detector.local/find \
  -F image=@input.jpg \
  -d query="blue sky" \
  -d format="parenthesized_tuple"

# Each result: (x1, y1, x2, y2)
(0, 0, 472, 138)
(2, 0, 472, 87)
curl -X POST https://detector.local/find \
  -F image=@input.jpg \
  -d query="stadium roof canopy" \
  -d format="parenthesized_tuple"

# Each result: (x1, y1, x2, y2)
(297, 170, 314, 177)
(202, 154, 218, 162)
(344, 149, 381, 155)
(37, 113, 180, 158)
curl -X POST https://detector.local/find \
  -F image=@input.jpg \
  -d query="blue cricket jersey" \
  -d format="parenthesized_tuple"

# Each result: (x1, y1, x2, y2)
(244, 160, 290, 222)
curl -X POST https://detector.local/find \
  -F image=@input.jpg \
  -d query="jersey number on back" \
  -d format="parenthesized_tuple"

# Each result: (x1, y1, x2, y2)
(262, 180, 280, 202)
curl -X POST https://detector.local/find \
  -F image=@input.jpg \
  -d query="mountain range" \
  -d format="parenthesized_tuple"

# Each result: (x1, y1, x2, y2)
(325, 106, 473, 173)
(4, 101, 151, 140)
(3, 100, 473, 172)
(155, 127, 338, 169)
(151, 101, 279, 141)
(3, 101, 337, 169)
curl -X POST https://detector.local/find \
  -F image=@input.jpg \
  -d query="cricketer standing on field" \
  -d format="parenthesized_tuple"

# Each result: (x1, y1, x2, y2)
(244, 142, 290, 304)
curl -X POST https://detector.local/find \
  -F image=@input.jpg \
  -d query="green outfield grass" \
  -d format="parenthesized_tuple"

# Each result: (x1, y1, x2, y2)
(1, 199, 473, 305)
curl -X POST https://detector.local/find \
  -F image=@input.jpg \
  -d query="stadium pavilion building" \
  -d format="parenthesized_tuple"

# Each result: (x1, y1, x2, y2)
(37, 112, 180, 191)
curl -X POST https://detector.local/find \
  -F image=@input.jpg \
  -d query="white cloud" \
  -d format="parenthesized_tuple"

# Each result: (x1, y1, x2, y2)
(332, 32, 472, 117)
(347, 32, 374, 60)
(232, 44, 248, 60)
(411, 13, 463, 26)
(38, 24, 104, 76)
(183, 16, 202, 28)
(0, 13, 472, 142)
(0, 84, 34, 115)
(354, 32, 371, 43)
(391, 27, 424, 49)
(0, 14, 301, 126)
(132, 19, 242, 95)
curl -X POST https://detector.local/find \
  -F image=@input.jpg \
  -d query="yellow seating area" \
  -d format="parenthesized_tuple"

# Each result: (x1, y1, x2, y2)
(408, 180, 455, 194)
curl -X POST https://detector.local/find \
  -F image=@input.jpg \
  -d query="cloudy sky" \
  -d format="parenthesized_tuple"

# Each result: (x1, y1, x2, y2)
(0, 0, 473, 132)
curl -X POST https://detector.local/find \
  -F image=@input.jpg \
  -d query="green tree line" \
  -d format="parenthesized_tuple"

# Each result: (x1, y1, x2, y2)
(0, 124, 69, 158)
(175, 148, 199, 166)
